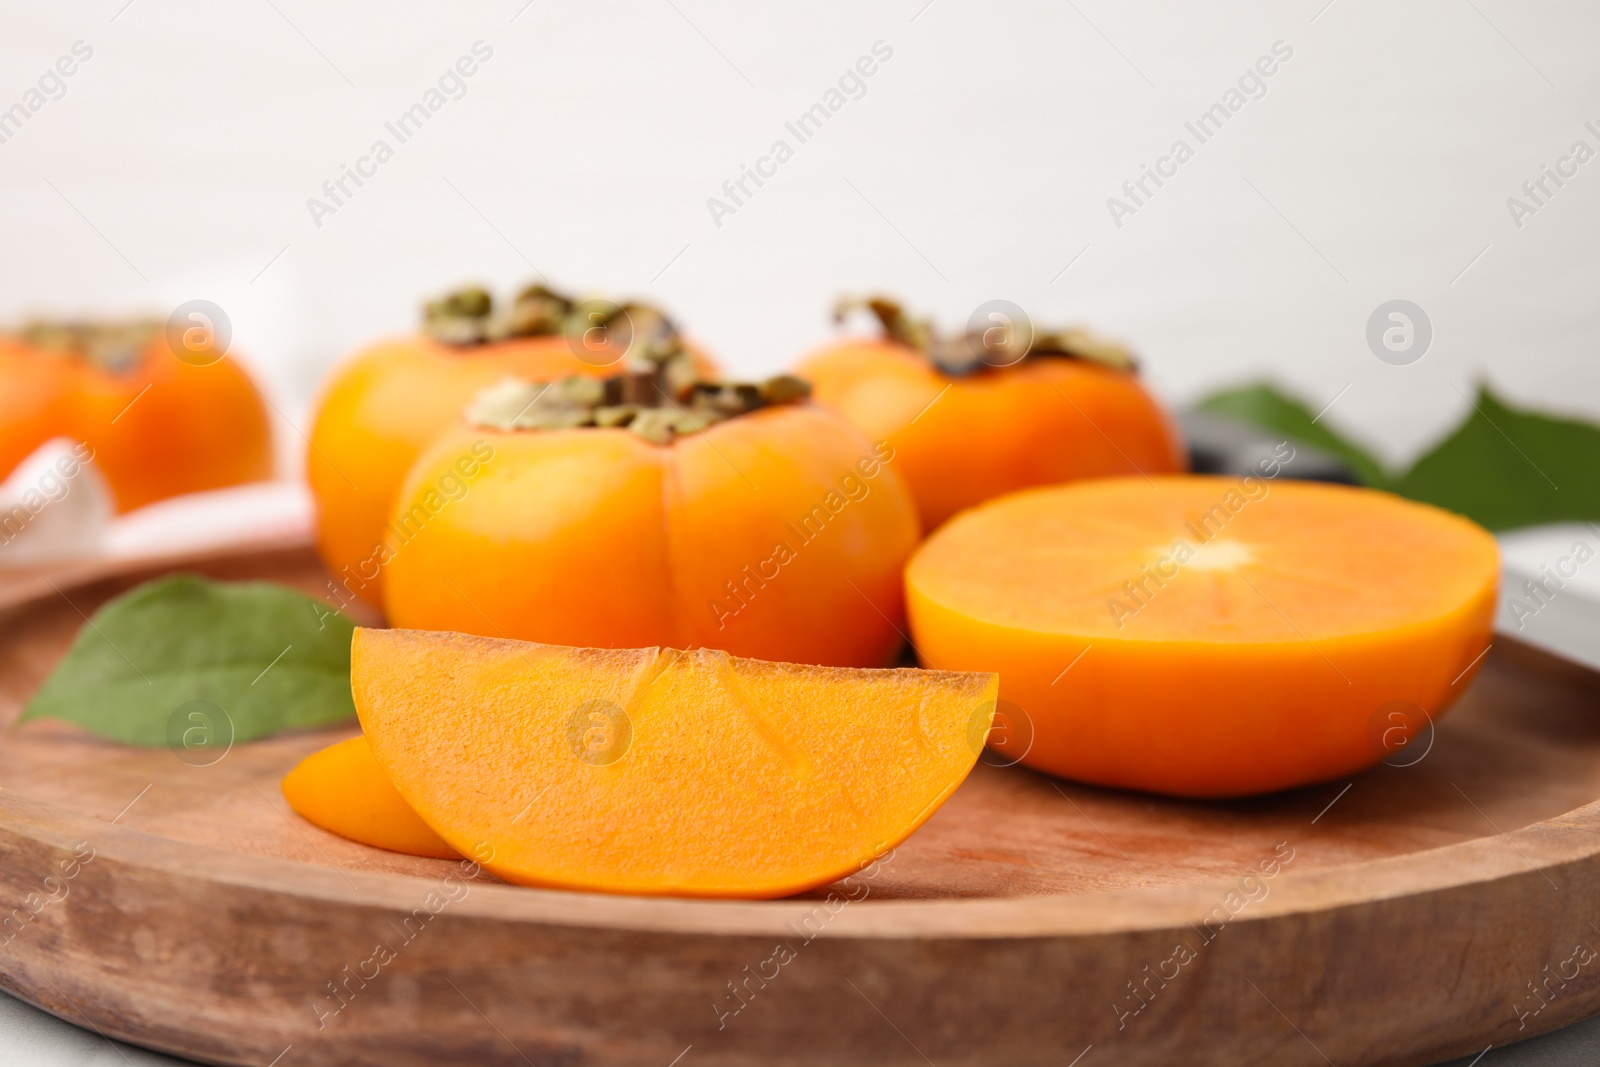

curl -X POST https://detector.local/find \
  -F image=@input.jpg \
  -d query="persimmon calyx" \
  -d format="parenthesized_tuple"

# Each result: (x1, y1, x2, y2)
(833, 295, 935, 352)
(17, 319, 161, 373)
(423, 283, 568, 345)
(466, 365, 813, 444)
(422, 282, 685, 360)
(1027, 327, 1138, 372)
(832, 294, 1138, 376)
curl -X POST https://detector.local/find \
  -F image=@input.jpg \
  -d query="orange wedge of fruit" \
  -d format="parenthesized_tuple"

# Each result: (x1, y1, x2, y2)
(906, 476, 1499, 797)
(282, 735, 459, 859)
(354, 627, 996, 898)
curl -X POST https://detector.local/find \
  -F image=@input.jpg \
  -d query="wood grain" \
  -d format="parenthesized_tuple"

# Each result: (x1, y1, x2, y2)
(0, 540, 1598, 1065)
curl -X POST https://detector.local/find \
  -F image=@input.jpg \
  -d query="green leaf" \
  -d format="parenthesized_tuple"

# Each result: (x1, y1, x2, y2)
(1192, 382, 1600, 533)
(1393, 385, 1600, 531)
(1195, 383, 1392, 488)
(22, 575, 356, 746)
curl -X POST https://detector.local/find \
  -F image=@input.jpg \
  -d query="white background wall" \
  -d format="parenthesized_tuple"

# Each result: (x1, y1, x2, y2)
(2, 0, 1596, 474)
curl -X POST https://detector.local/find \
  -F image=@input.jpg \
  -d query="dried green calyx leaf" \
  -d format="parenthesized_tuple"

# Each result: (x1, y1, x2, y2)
(18, 319, 164, 373)
(424, 283, 570, 345)
(420, 281, 693, 367)
(833, 295, 934, 352)
(505, 284, 571, 337)
(466, 366, 813, 445)
(835, 294, 1138, 376)
(1028, 327, 1137, 373)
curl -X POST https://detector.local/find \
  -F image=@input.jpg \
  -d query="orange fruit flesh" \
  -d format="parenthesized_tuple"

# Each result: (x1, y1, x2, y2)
(282, 735, 459, 859)
(906, 476, 1500, 798)
(354, 628, 996, 898)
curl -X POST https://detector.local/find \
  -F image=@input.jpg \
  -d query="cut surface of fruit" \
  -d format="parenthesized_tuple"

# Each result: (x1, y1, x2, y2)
(282, 735, 459, 859)
(354, 628, 996, 897)
(906, 476, 1500, 797)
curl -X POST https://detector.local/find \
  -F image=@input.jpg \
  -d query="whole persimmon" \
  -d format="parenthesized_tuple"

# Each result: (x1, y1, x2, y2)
(308, 283, 717, 607)
(0, 320, 272, 511)
(796, 297, 1186, 530)
(0, 337, 74, 482)
(380, 365, 920, 669)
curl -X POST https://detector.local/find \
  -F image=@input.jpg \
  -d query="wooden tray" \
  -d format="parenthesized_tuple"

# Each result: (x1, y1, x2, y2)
(1, 541, 1598, 1067)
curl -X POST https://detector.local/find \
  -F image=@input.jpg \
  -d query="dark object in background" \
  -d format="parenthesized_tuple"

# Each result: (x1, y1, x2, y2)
(1181, 410, 1358, 484)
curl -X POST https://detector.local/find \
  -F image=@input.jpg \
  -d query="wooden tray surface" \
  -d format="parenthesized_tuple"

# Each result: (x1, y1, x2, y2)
(0, 542, 1597, 1066)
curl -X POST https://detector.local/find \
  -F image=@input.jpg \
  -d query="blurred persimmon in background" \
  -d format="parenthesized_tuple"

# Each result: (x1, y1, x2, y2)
(307, 283, 718, 606)
(796, 297, 1186, 530)
(0, 337, 75, 484)
(0, 319, 272, 513)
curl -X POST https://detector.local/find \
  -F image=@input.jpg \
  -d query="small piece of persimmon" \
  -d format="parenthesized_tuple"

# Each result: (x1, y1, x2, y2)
(354, 627, 997, 898)
(906, 476, 1499, 798)
(307, 284, 717, 606)
(282, 735, 459, 859)
(796, 297, 1185, 530)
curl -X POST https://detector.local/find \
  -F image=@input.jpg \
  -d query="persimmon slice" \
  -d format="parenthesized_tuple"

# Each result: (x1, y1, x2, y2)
(353, 628, 996, 898)
(282, 735, 459, 859)
(906, 476, 1499, 798)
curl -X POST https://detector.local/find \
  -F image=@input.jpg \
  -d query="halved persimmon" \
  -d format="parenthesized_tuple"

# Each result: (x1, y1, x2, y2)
(906, 476, 1499, 797)
(354, 627, 996, 897)
(282, 735, 458, 859)
(381, 362, 920, 668)
(308, 284, 717, 607)
(796, 297, 1186, 530)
